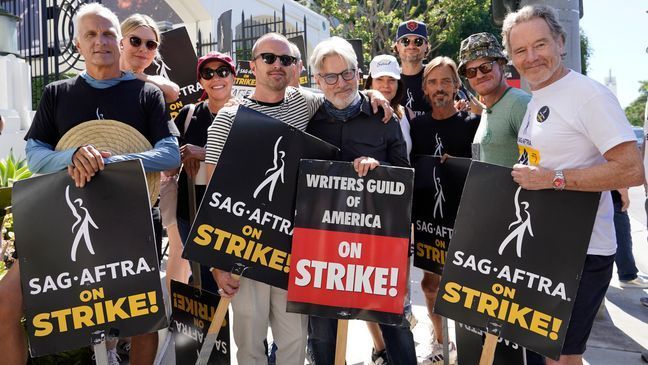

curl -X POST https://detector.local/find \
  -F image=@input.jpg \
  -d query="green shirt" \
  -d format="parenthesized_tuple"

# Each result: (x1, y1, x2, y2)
(473, 87, 531, 167)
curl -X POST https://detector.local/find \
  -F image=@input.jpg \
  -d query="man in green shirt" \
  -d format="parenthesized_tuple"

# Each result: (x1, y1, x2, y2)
(458, 32, 531, 167)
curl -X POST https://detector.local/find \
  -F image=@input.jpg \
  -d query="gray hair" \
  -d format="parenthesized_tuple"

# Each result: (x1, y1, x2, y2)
(310, 36, 357, 75)
(251, 32, 290, 58)
(73, 3, 121, 41)
(502, 4, 566, 55)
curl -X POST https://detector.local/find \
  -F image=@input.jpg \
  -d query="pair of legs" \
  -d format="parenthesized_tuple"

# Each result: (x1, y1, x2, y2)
(0, 262, 158, 365)
(421, 271, 444, 343)
(612, 192, 641, 281)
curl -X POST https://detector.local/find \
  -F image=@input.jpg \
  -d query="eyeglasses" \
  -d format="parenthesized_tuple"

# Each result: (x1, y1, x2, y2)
(399, 37, 426, 48)
(318, 69, 356, 85)
(200, 66, 232, 80)
(129, 36, 159, 51)
(253, 53, 298, 67)
(464, 60, 497, 79)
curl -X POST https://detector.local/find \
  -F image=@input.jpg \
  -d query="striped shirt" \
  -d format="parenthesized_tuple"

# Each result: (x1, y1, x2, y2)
(205, 87, 323, 164)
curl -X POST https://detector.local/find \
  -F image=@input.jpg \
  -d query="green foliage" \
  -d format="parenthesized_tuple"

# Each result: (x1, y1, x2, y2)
(310, 0, 500, 70)
(0, 149, 32, 188)
(624, 80, 648, 127)
(580, 28, 591, 75)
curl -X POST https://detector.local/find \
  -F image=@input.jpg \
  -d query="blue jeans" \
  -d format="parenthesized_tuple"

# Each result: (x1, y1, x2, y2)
(613, 197, 639, 281)
(308, 316, 416, 365)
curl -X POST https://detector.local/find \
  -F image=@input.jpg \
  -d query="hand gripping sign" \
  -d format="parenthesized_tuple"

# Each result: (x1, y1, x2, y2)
(12, 161, 167, 357)
(434, 161, 600, 360)
(287, 160, 414, 325)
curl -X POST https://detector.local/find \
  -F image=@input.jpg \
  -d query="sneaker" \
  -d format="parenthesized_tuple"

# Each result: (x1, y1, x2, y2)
(423, 341, 457, 365)
(371, 348, 388, 365)
(107, 348, 122, 365)
(641, 297, 648, 308)
(620, 277, 648, 289)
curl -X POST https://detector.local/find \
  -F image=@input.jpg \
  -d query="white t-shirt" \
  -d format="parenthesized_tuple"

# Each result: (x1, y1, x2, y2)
(399, 113, 412, 161)
(517, 70, 635, 256)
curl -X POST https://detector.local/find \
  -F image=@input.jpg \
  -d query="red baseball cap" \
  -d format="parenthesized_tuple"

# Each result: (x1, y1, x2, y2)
(196, 51, 236, 80)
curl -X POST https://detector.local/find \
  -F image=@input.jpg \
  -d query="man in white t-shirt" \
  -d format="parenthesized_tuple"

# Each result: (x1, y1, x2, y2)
(503, 5, 644, 365)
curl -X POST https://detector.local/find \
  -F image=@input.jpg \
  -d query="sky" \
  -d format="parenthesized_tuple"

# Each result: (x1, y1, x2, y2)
(580, 0, 648, 108)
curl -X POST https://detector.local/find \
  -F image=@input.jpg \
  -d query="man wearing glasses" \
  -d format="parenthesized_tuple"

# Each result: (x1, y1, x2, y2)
(305, 36, 415, 365)
(458, 32, 531, 168)
(393, 20, 432, 119)
(204, 33, 392, 365)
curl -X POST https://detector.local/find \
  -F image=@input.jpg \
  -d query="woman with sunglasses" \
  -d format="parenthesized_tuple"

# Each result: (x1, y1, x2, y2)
(120, 14, 179, 102)
(171, 51, 237, 291)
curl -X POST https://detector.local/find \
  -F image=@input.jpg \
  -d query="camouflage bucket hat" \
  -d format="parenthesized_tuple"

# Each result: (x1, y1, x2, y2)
(458, 32, 507, 75)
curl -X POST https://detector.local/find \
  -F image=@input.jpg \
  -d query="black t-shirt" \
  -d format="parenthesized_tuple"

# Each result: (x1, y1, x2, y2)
(400, 70, 430, 119)
(409, 111, 481, 160)
(173, 102, 212, 221)
(26, 76, 170, 147)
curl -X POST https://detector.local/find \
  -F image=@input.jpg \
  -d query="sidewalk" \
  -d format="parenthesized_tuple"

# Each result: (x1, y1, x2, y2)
(154, 186, 648, 365)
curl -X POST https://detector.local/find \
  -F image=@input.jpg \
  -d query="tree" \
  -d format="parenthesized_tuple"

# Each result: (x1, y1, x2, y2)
(625, 80, 648, 127)
(580, 28, 591, 75)
(309, 0, 500, 70)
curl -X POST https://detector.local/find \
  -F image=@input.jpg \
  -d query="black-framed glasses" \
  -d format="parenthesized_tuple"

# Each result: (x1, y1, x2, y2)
(129, 36, 158, 51)
(318, 69, 356, 85)
(253, 53, 297, 67)
(399, 37, 426, 48)
(464, 60, 497, 79)
(200, 66, 232, 80)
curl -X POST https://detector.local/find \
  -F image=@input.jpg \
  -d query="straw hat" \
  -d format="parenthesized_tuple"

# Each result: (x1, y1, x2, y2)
(55, 120, 160, 205)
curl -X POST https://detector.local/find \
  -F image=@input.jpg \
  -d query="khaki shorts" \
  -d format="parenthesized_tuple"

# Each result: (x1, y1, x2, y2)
(159, 177, 178, 227)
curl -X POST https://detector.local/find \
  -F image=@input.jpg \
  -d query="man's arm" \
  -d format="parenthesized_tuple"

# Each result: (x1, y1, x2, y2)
(512, 141, 644, 191)
(103, 136, 181, 172)
(25, 139, 76, 173)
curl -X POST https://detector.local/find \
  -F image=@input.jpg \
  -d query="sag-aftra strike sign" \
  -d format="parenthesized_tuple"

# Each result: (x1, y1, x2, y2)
(183, 107, 338, 288)
(12, 161, 167, 357)
(434, 162, 600, 360)
(412, 156, 471, 274)
(287, 160, 414, 324)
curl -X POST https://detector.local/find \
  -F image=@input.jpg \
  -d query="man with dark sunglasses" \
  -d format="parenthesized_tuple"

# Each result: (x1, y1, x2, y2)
(393, 20, 432, 119)
(458, 32, 531, 168)
(204, 32, 393, 365)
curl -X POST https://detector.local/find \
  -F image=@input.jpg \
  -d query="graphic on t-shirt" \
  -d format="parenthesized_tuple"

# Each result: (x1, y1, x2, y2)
(517, 145, 540, 166)
(153, 58, 172, 81)
(432, 167, 445, 219)
(253, 136, 286, 202)
(65, 185, 98, 262)
(405, 89, 414, 110)
(95, 108, 104, 120)
(536, 106, 550, 123)
(434, 133, 444, 156)
(498, 186, 533, 258)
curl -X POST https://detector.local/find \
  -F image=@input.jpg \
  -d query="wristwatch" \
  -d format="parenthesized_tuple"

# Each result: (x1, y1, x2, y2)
(552, 170, 566, 190)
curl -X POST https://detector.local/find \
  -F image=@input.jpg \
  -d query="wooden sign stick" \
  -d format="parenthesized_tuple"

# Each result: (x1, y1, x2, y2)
(195, 263, 247, 365)
(479, 333, 498, 365)
(334, 319, 349, 365)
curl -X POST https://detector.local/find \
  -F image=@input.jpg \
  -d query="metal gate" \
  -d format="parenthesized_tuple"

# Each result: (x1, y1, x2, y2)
(1, 0, 98, 108)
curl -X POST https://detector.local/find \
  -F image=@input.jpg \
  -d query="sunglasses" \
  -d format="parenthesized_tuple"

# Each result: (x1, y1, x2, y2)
(399, 37, 426, 47)
(464, 60, 497, 79)
(253, 53, 298, 67)
(200, 66, 232, 80)
(319, 69, 356, 85)
(129, 36, 159, 51)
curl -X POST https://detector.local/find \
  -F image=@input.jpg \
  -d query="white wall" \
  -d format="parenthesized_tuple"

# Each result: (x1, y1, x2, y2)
(0, 54, 32, 160)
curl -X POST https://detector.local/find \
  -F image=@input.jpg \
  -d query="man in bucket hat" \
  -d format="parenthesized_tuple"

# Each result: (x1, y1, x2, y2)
(393, 20, 431, 118)
(458, 32, 531, 168)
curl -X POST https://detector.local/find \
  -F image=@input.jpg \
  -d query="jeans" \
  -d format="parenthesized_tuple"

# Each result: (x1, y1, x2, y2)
(308, 316, 416, 365)
(613, 197, 639, 281)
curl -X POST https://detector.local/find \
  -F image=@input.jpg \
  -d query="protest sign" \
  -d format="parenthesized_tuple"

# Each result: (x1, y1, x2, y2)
(182, 106, 339, 289)
(232, 61, 255, 98)
(143, 26, 202, 120)
(456, 322, 525, 365)
(287, 160, 414, 324)
(170, 280, 229, 364)
(434, 161, 600, 359)
(412, 156, 471, 274)
(12, 160, 166, 356)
